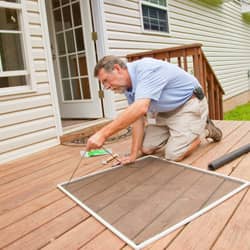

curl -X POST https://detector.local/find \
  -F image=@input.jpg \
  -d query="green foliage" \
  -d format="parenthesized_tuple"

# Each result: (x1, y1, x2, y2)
(190, 0, 224, 7)
(200, 0, 224, 5)
(242, 12, 250, 24)
(224, 102, 250, 121)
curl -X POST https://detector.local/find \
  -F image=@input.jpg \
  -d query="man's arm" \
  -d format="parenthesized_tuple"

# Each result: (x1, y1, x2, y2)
(86, 98, 150, 151)
(119, 115, 145, 164)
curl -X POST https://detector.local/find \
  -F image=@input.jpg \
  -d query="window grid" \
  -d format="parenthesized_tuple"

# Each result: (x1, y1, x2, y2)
(0, 0, 28, 89)
(141, 0, 169, 33)
(52, 0, 90, 101)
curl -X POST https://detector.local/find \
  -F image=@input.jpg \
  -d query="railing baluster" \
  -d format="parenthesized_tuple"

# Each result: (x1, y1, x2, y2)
(183, 50, 188, 72)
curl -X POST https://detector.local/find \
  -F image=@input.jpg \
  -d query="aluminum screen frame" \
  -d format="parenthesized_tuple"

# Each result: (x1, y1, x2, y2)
(57, 155, 249, 250)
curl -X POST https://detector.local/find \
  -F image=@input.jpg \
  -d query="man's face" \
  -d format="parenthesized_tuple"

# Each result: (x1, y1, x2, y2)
(98, 65, 129, 94)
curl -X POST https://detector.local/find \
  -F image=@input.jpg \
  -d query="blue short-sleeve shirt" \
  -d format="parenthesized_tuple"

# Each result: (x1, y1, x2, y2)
(124, 58, 201, 112)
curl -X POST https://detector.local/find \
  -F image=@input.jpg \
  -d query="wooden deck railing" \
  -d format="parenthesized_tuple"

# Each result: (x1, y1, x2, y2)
(126, 43, 225, 120)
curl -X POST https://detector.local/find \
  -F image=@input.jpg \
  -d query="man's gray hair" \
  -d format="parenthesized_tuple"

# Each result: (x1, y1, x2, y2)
(94, 55, 127, 77)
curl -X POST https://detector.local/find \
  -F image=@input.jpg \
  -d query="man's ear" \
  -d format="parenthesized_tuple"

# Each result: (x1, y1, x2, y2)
(113, 64, 122, 73)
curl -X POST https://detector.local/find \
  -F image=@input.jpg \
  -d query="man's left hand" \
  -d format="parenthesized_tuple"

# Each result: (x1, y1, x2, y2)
(118, 154, 137, 165)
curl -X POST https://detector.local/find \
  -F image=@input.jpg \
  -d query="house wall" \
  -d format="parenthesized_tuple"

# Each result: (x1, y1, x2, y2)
(0, 1, 59, 163)
(103, 0, 250, 114)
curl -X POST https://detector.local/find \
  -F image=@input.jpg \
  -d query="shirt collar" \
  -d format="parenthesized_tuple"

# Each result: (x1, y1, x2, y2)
(125, 62, 135, 95)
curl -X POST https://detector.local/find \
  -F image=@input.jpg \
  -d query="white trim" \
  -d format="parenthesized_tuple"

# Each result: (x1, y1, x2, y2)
(40, 0, 62, 137)
(0, 30, 22, 34)
(0, 0, 37, 95)
(0, 53, 2, 71)
(139, 0, 171, 36)
(58, 155, 249, 250)
(0, 1, 22, 9)
(0, 85, 36, 96)
(91, 0, 116, 119)
(0, 70, 27, 77)
(141, 1, 168, 10)
(20, 0, 37, 92)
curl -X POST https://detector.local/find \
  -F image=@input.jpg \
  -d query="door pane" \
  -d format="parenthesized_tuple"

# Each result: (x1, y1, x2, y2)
(65, 30, 75, 53)
(72, 78, 82, 99)
(62, 6, 72, 29)
(52, 0, 60, 8)
(59, 56, 69, 78)
(81, 78, 91, 99)
(0, 8, 19, 30)
(68, 55, 78, 77)
(62, 0, 70, 5)
(53, 9, 63, 32)
(75, 28, 84, 51)
(0, 33, 24, 71)
(56, 33, 66, 55)
(72, 3, 81, 27)
(78, 54, 88, 76)
(62, 80, 72, 100)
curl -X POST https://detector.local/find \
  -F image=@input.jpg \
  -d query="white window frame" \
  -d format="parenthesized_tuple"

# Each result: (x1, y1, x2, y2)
(139, 0, 171, 36)
(0, 0, 36, 96)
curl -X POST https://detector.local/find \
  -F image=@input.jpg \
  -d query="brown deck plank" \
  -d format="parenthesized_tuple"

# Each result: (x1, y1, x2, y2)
(41, 217, 105, 250)
(82, 159, 181, 208)
(0, 140, 131, 248)
(159, 126, 250, 250)
(0, 151, 82, 195)
(133, 173, 231, 244)
(112, 168, 203, 240)
(0, 149, 76, 185)
(98, 162, 183, 223)
(70, 165, 141, 202)
(4, 206, 89, 250)
(0, 189, 64, 230)
(80, 230, 126, 250)
(0, 145, 74, 172)
(212, 152, 250, 250)
(0, 121, 249, 250)
(0, 197, 77, 248)
(82, 160, 169, 210)
(0, 149, 120, 214)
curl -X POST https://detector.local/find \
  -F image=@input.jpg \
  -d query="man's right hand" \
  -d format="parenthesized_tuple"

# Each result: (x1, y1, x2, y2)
(86, 132, 106, 151)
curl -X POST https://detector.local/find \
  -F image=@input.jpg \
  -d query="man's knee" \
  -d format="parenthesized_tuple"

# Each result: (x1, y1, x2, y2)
(165, 137, 201, 161)
(165, 146, 181, 161)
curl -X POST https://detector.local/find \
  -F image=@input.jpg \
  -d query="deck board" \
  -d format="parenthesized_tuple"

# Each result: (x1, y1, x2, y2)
(0, 121, 249, 250)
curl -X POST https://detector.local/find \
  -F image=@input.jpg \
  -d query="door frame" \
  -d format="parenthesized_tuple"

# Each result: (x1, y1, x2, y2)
(90, 0, 116, 119)
(39, 0, 116, 136)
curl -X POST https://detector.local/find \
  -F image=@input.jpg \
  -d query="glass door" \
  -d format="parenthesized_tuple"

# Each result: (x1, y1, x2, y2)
(50, 0, 102, 118)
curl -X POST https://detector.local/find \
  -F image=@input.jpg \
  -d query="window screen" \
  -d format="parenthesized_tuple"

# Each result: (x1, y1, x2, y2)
(58, 156, 248, 249)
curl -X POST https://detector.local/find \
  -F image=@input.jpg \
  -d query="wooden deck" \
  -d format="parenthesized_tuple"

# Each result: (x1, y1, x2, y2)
(0, 120, 250, 250)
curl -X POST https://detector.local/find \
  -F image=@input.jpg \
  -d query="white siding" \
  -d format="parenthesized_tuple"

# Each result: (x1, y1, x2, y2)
(0, 0, 59, 164)
(103, 0, 250, 112)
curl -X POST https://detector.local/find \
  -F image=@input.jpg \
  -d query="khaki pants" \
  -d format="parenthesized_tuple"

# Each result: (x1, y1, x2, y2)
(143, 97, 208, 160)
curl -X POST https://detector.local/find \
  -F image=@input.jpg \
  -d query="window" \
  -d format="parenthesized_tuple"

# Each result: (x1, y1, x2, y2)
(140, 0, 169, 33)
(0, 0, 30, 92)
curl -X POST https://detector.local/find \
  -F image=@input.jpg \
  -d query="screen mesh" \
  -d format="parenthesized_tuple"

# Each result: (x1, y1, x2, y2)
(60, 156, 245, 246)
